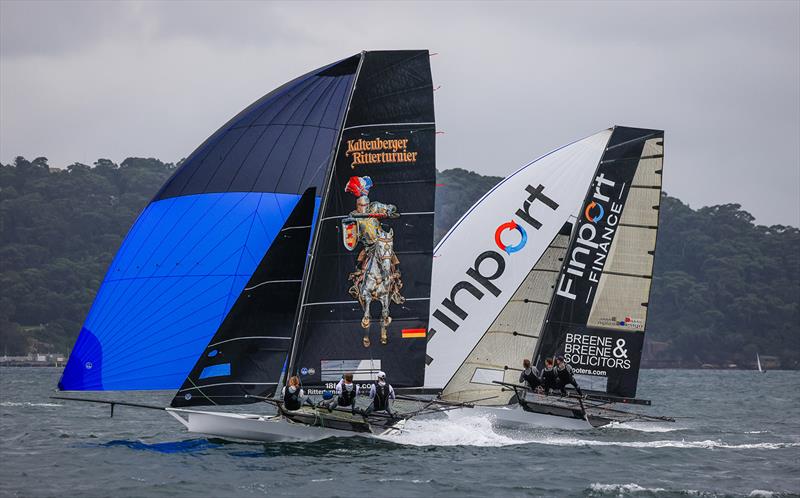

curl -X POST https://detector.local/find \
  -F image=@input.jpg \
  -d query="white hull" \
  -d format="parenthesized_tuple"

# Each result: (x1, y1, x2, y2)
(470, 405, 595, 430)
(166, 408, 404, 443)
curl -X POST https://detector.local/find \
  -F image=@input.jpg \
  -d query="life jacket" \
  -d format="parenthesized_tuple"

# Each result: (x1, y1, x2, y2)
(284, 386, 301, 410)
(521, 368, 540, 389)
(541, 366, 558, 386)
(556, 364, 574, 384)
(373, 382, 390, 410)
(339, 383, 357, 406)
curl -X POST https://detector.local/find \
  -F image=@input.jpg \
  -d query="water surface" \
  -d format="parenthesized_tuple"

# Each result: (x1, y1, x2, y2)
(1, 368, 797, 497)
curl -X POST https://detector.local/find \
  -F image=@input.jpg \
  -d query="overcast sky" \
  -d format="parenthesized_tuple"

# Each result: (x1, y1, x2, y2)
(1, 0, 798, 226)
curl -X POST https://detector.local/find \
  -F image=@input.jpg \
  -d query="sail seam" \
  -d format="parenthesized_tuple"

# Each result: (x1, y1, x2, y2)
(600, 154, 663, 164)
(186, 376, 218, 406)
(319, 211, 434, 222)
(602, 271, 654, 279)
(619, 223, 658, 229)
(605, 132, 658, 151)
(302, 297, 430, 307)
(178, 381, 277, 393)
(343, 121, 435, 131)
(208, 336, 291, 347)
(243, 279, 302, 291)
(229, 123, 340, 132)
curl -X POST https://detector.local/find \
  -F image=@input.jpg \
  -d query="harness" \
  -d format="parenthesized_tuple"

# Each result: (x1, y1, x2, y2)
(283, 387, 301, 410)
(373, 382, 390, 410)
(339, 383, 357, 406)
(557, 365, 574, 384)
(542, 367, 558, 387)
(522, 368, 541, 389)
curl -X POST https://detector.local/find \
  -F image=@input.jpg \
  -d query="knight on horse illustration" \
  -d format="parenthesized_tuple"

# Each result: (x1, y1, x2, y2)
(341, 176, 404, 347)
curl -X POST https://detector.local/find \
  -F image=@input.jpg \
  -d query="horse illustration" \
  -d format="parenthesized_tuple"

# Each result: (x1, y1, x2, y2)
(349, 228, 404, 347)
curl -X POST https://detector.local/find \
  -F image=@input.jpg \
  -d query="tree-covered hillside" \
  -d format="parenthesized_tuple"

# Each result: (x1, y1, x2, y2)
(1, 158, 797, 368)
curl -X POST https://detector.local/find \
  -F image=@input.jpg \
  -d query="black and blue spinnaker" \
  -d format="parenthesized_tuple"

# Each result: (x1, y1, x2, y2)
(60, 56, 360, 390)
(170, 188, 317, 407)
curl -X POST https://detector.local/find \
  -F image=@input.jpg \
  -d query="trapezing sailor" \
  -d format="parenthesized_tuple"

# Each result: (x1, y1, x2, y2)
(341, 176, 405, 347)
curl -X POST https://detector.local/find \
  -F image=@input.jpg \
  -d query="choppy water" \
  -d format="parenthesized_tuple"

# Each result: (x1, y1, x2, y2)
(1, 368, 798, 497)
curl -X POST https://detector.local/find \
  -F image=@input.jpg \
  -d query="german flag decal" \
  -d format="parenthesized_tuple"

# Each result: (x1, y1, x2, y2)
(401, 328, 427, 339)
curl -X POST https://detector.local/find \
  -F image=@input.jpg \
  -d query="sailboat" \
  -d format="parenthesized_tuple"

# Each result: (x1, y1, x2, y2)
(56, 50, 452, 442)
(423, 126, 674, 429)
(756, 353, 766, 373)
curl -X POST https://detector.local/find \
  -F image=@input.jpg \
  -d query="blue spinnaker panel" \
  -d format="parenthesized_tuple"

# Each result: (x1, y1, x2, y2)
(59, 54, 360, 391)
(60, 192, 302, 390)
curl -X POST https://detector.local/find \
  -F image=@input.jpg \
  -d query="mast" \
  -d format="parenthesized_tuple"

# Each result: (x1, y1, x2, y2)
(285, 52, 366, 381)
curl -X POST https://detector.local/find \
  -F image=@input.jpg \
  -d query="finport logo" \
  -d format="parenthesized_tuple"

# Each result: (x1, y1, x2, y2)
(584, 201, 605, 223)
(429, 184, 559, 333)
(494, 221, 527, 254)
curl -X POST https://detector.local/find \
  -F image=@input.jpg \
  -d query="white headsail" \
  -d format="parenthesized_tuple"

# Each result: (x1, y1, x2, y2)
(424, 130, 612, 391)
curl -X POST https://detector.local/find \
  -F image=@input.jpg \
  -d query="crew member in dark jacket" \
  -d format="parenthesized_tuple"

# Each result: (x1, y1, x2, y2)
(519, 359, 542, 392)
(282, 375, 312, 410)
(555, 354, 583, 396)
(540, 358, 559, 395)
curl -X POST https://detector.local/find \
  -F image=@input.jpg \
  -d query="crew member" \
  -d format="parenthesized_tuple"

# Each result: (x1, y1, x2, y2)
(519, 358, 541, 393)
(321, 372, 360, 413)
(555, 354, 583, 396)
(363, 371, 396, 417)
(282, 375, 312, 410)
(540, 358, 559, 395)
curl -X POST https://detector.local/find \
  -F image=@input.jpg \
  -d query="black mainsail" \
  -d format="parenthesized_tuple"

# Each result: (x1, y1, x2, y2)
(287, 50, 437, 389)
(534, 127, 664, 398)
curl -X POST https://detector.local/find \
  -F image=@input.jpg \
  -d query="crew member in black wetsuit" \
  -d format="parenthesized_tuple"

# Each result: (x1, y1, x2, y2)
(282, 375, 312, 410)
(363, 371, 396, 418)
(321, 372, 360, 414)
(555, 354, 583, 396)
(519, 359, 542, 393)
(540, 357, 559, 395)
